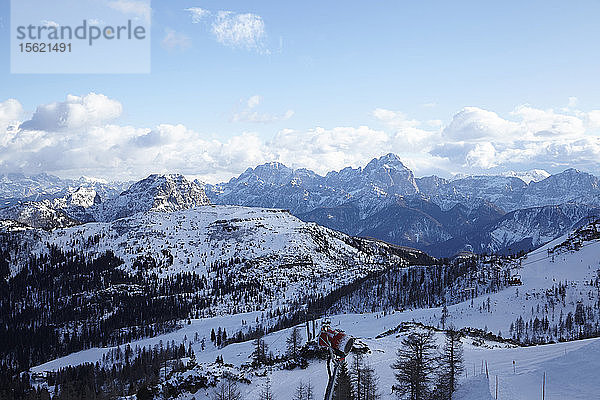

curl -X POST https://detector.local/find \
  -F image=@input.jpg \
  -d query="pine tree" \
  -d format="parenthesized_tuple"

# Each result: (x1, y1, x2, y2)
(306, 380, 314, 400)
(361, 364, 380, 400)
(252, 337, 269, 366)
(333, 361, 353, 400)
(392, 331, 437, 400)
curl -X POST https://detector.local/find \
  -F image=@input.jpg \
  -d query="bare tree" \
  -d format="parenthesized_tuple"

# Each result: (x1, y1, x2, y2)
(212, 376, 243, 400)
(433, 330, 464, 400)
(293, 381, 306, 400)
(258, 378, 275, 400)
(392, 331, 437, 400)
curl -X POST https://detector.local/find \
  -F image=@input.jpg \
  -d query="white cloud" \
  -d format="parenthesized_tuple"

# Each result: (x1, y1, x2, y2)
(432, 105, 600, 173)
(247, 95, 262, 109)
(443, 107, 519, 142)
(372, 108, 440, 151)
(108, 0, 151, 23)
(161, 29, 191, 51)
(184, 8, 268, 53)
(0, 99, 24, 123)
(20, 93, 122, 132)
(587, 110, 600, 129)
(211, 11, 267, 52)
(232, 96, 294, 124)
(0, 99, 24, 138)
(185, 7, 210, 23)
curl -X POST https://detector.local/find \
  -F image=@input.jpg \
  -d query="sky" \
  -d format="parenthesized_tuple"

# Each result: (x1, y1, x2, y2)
(1, 0, 600, 183)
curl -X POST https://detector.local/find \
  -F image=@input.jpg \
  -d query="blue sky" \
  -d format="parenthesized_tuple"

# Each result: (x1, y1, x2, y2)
(1, 1, 600, 182)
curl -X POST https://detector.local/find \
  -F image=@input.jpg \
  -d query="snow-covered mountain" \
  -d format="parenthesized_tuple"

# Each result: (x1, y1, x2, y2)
(202, 155, 600, 257)
(0, 172, 130, 206)
(0, 200, 78, 229)
(204, 153, 418, 217)
(501, 169, 550, 184)
(0, 174, 211, 228)
(3, 155, 600, 256)
(481, 203, 600, 254)
(3, 204, 411, 288)
(93, 174, 211, 222)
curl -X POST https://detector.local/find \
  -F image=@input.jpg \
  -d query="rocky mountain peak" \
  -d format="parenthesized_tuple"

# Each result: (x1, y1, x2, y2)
(96, 174, 210, 221)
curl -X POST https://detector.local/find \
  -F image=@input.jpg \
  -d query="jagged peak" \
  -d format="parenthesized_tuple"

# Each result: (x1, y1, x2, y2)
(364, 153, 409, 172)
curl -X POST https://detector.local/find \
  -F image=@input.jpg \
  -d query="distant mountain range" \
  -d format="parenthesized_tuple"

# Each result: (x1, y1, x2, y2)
(202, 154, 600, 256)
(2, 154, 600, 256)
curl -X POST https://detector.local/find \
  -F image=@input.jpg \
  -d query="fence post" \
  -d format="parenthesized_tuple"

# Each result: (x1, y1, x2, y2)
(542, 372, 546, 400)
(495, 375, 498, 399)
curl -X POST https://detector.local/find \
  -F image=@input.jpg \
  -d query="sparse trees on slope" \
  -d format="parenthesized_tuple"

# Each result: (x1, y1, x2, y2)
(392, 331, 437, 400)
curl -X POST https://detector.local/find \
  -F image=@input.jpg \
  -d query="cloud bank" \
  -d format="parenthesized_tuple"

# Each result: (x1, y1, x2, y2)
(2, 93, 600, 183)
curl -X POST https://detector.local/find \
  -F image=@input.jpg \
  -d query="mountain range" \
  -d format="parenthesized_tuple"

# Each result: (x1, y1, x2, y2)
(2, 153, 600, 256)
(203, 154, 600, 256)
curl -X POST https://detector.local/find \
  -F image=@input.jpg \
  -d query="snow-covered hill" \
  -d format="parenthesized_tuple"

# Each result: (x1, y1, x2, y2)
(0, 200, 78, 229)
(2, 205, 409, 312)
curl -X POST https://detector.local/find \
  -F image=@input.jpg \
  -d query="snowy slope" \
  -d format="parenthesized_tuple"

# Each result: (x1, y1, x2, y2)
(27, 220, 600, 399)
(30, 306, 600, 399)
(4, 205, 407, 313)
